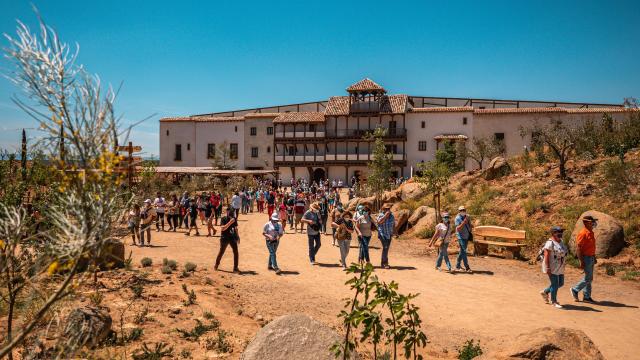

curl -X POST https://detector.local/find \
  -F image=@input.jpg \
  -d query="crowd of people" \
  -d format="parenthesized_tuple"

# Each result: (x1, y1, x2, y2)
(126, 175, 599, 309)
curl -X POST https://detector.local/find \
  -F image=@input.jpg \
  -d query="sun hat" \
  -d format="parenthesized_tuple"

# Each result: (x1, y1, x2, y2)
(550, 226, 564, 233)
(271, 213, 280, 221)
(382, 203, 393, 210)
(310, 202, 320, 210)
(144, 199, 152, 204)
(458, 205, 466, 211)
(442, 212, 450, 219)
(582, 215, 598, 222)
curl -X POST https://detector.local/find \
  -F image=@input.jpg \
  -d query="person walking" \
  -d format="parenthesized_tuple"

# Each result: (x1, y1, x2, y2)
(140, 199, 156, 246)
(318, 195, 329, 234)
(278, 200, 288, 230)
(541, 226, 568, 308)
(293, 194, 306, 233)
(167, 194, 179, 232)
(185, 198, 200, 236)
(286, 193, 295, 230)
(570, 215, 598, 303)
(127, 204, 141, 245)
(214, 207, 239, 273)
(429, 212, 453, 272)
(302, 202, 322, 265)
(330, 203, 344, 246)
(179, 192, 190, 229)
(332, 210, 355, 269)
(154, 192, 166, 231)
(355, 206, 374, 265)
(454, 206, 473, 273)
(211, 192, 222, 226)
(376, 203, 395, 269)
(266, 189, 276, 217)
(263, 212, 284, 274)
(231, 192, 242, 219)
(204, 197, 217, 237)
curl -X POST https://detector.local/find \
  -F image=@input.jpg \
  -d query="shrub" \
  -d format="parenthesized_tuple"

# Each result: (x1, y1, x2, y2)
(604, 263, 616, 276)
(141, 257, 153, 267)
(182, 284, 197, 305)
(457, 339, 483, 360)
(166, 259, 178, 270)
(415, 226, 435, 240)
(161, 265, 172, 274)
(180, 349, 192, 359)
(131, 284, 144, 299)
(184, 262, 197, 272)
(205, 330, 232, 353)
(132, 342, 173, 360)
(203, 311, 216, 320)
(523, 198, 549, 216)
(622, 270, 640, 281)
(134, 307, 149, 325)
(176, 319, 220, 341)
(125, 327, 144, 342)
(600, 160, 633, 199)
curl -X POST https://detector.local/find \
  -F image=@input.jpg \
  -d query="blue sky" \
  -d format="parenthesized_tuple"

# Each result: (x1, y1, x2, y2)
(1, 0, 639, 157)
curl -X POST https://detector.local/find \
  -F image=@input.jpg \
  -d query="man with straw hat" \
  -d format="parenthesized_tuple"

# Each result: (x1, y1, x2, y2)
(263, 212, 284, 275)
(570, 215, 598, 303)
(302, 202, 322, 265)
(376, 203, 396, 269)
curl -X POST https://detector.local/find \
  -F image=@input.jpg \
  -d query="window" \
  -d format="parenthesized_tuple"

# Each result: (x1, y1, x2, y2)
(479, 106, 486, 109)
(174, 144, 182, 161)
(187, 143, 190, 151)
(494, 133, 506, 153)
(418, 141, 427, 151)
(463, 117, 468, 125)
(494, 133, 505, 141)
(267, 146, 271, 153)
(309, 124, 316, 132)
(166, 130, 169, 136)
(267, 126, 273, 135)
(288, 146, 295, 155)
(421, 121, 425, 128)
(385, 144, 398, 154)
(251, 147, 259, 158)
(250, 127, 257, 136)
(207, 143, 216, 159)
(234, 126, 238, 132)
(230, 143, 238, 159)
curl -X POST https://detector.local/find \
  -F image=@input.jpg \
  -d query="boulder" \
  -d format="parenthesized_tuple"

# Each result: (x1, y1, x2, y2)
(381, 188, 401, 203)
(393, 209, 411, 234)
(241, 313, 358, 360)
(479, 327, 604, 360)
(63, 306, 113, 348)
(358, 196, 376, 209)
(484, 157, 511, 180)
(399, 182, 427, 201)
(569, 210, 625, 258)
(410, 210, 437, 238)
(407, 206, 434, 228)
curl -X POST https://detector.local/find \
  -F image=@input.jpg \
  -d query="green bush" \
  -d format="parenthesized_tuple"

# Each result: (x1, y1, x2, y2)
(161, 265, 172, 274)
(457, 339, 483, 360)
(162, 259, 178, 270)
(184, 262, 197, 272)
(600, 160, 633, 199)
(523, 198, 549, 216)
(140, 257, 153, 267)
(415, 226, 435, 239)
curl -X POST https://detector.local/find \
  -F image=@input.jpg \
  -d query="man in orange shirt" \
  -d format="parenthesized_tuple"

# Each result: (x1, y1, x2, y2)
(570, 215, 597, 303)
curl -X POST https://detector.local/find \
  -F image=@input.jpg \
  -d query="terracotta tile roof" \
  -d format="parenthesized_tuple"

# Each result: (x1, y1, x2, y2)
(411, 106, 474, 113)
(324, 95, 409, 116)
(160, 116, 245, 123)
(244, 112, 280, 118)
(346, 78, 386, 93)
(472, 107, 629, 115)
(434, 134, 468, 140)
(273, 112, 325, 124)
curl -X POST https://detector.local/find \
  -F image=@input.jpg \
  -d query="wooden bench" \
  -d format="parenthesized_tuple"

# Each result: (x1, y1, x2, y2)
(473, 226, 527, 259)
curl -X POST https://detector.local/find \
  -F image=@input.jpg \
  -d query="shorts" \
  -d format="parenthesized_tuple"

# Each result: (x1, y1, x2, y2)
(295, 213, 303, 223)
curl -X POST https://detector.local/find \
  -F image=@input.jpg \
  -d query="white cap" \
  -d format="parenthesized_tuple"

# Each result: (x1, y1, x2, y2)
(144, 199, 152, 204)
(458, 205, 466, 211)
(271, 213, 280, 221)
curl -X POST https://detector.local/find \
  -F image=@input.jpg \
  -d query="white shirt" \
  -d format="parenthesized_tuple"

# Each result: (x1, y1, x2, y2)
(435, 222, 453, 244)
(542, 239, 568, 275)
(154, 197, 166, 213)
(263, 221, 284, 241)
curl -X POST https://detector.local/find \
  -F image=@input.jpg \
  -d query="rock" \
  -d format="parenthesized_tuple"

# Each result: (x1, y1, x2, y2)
(569, 210, 625, 258)
(410, 210, 437, 238)
(381, 188, 401, 203)
(407, 206, 434, 228)
(77, 240, 126, 271)
(399, 182, 427, 201)
(241, 313, 358, 360)
(484, 157, 511, 180)
(254, 314, 264, 321)
(479, 327, 605, 360)
(393, 209, 411, 234)
(358, 196, 376, 209)
(170, 305, 182, 314)
(63, 306, 112, 348)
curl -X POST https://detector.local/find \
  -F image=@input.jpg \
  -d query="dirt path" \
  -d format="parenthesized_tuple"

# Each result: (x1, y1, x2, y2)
(129, 211, 640, 359)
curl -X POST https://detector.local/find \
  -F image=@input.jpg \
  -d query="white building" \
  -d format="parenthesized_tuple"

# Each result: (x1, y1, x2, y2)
(159, 78, 633, 182)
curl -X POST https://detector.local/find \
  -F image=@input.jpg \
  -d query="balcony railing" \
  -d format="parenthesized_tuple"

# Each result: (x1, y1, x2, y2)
(275, 153, 404, 162)
(350, 101, 381, 113)
(325, 128, 407, 139)
(275, 131, 325, 139)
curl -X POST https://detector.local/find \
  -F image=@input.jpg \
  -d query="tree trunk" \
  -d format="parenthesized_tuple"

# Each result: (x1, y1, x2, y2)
(559, 156, 567, 179)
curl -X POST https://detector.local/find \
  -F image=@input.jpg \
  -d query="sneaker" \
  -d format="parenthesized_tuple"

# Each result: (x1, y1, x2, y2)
(465, 268, 473, 273)
(540, 291, 550, 304)
(435, 267, 442, 272)
(552, 303, 563, 309)
(570, 288, 579, 302)
(583, 297, 596, 304)
(268, 266, 274, 271)
(275, 268, 282, 275)
(384, 265, 391, 270)
(233, 269, 240, 274)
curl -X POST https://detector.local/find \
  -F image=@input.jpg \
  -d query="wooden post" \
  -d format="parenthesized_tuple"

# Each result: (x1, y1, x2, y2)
(128, 141, 133, 189)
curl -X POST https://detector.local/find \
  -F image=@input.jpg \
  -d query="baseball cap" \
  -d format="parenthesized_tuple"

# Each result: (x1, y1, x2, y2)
(144, 199, 152, 204)
(550, 226, 564, 233)
(271, 213, 280, 221)
(458, 205, 466, 211)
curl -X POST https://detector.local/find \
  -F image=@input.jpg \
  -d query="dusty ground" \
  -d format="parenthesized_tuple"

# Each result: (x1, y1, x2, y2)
(125, 206, 640, 360)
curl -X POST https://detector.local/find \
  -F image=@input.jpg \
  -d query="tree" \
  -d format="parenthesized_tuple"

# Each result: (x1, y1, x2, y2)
(1, 11, 131, 358)
(364, 128, 393, 209)
(414, 161, 452, 223)
(462, 136, 500, 170)
(210, 141, 236, 170)
(520, 118, 580, 180)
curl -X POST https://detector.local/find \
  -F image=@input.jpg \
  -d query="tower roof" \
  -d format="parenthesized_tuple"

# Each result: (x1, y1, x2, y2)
(346, 78, 386, 93)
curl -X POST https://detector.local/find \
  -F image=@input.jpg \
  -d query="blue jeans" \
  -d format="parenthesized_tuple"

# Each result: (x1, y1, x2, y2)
(266, 240, 280, 270)
(456, 238, 470, 270)
(379, 235, 392, 266)
(358, 235, 371, 263)
(436, 241, 451, 270)
(572, 255, 595, 299)
(544, 274, 565, 303)
(308, 234, 321, 262)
